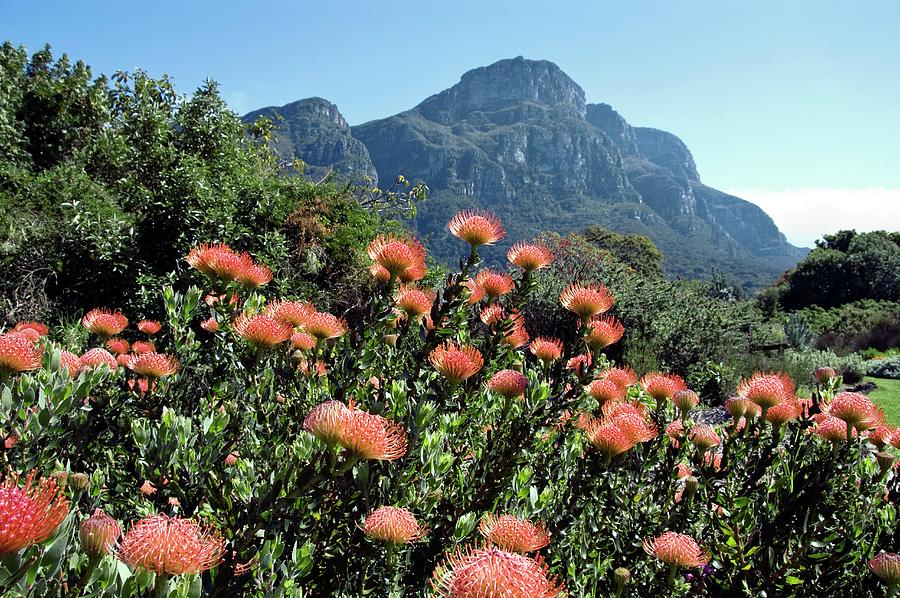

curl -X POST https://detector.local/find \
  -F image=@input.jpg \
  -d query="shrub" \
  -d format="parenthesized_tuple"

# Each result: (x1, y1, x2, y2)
(868, 357, 900, 380)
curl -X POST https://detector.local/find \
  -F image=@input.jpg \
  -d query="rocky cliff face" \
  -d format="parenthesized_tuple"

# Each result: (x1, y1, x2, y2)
(244, 58, 806, 287)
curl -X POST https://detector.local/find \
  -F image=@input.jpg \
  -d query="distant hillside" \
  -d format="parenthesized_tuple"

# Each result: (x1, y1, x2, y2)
(244, 57, 806, 289)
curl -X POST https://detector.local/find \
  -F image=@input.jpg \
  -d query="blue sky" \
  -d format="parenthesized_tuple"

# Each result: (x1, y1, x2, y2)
(4, 0, 899, 245)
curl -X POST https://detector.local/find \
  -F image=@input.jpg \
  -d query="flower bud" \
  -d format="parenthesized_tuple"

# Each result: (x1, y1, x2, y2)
(876, 451, 896, 475)
(673, 390, 699, 414)
(814, 366, 838, 384)
(68, 472, 90, 491)
(683, 476, 700, 500)
(51, 470, 69, 487)
(80, 509, 121, 558)
(225, 452, 239, 466)
(383, 334, 398, 347)
(614, 567, 631, 590)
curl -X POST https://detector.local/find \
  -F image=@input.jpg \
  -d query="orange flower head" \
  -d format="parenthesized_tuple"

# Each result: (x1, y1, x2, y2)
(396, 288, 436, 319)
(559, 284, 614, 319)
(585, 421, 634, 457)
(585, 316, 624, 351)
(464, 278, 486, 306)
(830, 392, 880, 430)
(867, 425, 896, 450)
(13, 322, 48, 337)
(140, 481, 157, 496)
(602, 401, 648, 420)
(362, 506, 427, 544)
(599, 367, 638, 391)
(480, 304, 506, 327)
(79, 348, 118, 370)
(736, 372, 795, 410)
(137, 320, 162, 335)
(264, 300, 314, 327)
(105, 338, 130, 355)
(488, 369, 528, 399)
(566, 352, 592, 376)
(303, 400, 352, 445)
(338, 409, 408, 460)
(529, 337, 563, 363)
(291, 331, 317, 352)
(585, 379, 623, 403)
(12, 328, 40, 343)
(640, 373, 688, 402)
(132, 341, 156, 354)
(501, 316, 530, 349)
(200, 318, 219, 333)
(689, 424, 721, 450)
(666, 420, 685, 447)
(869, 552, 900, 586)
(235, 258, 273, 288)
(233, 314, 292, 348)
(0, 470, 69, 555)
(612, 413, 657, 444)
(429, 342, 484, 384)
(302, 312, 348, 340)
(675, 463, 693, 479)
(814, 414, 856, 443)
(448, 210, 506, 247)
(128, 352, 180, 379)
(399, 259, 427, 283)
(431, 546, 565, 597)
(724, 397, 748, 420)
(644, 532, 709, 568)
(367, 234, 426, 278)
(766, 399, 802, 426)
(60, 350, 82, 378)
(814, 366, 838, 384)
(370, 263, 392, 283)
(0, 333, 43, 374)
(80, 509, 121, 558)
(673, 390, 699, 414)
(479, 514, 550, 553)
(185, 243, 232, 277)
(507, 242, 553, 272)
(474, 270, 514, 299)
(82, 308, 128, 337)
(118, 514, 224, 576)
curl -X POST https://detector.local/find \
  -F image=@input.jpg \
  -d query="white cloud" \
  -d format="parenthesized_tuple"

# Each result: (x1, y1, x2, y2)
(724, 187, 900, 248)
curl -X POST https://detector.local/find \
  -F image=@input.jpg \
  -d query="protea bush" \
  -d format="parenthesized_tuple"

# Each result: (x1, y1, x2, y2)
(0, 210, 897, 597)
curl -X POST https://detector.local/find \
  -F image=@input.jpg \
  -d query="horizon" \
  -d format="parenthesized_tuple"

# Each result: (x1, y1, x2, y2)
(4, 0, 900, 247)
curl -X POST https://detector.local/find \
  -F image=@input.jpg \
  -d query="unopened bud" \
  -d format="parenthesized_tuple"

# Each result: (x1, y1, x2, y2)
(512, 359, 524, 372)
(673, 390, 699, 414)
(614, 567, 631, 589)
(51, 471, 69, 487)
(383, 334, 398, 347)
(69, 472, 90, 491)
(814, 366, 838, 384)
(876, 451, 895, 474)
(79, 509, 121, 558)
(683, 476, 700, 500)
(225, 452, 239, 466)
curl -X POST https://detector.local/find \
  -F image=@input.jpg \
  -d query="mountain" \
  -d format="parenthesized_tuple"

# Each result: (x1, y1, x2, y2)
(243, 57, 806, 288)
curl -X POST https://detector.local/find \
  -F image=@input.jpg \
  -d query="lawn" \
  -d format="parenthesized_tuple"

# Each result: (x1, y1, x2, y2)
(866, 376, 900, 426)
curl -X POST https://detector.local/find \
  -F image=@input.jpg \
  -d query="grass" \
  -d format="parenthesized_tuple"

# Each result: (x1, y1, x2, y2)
(865, 376, 900, 426)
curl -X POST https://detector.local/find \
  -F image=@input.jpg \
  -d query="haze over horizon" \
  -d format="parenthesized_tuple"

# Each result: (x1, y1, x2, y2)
(5, 0, 899, 247)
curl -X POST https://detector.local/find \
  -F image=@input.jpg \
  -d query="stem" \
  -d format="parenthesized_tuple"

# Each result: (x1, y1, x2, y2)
(667, 564, 678, 588)
(386, 543, 396, 597)
(73, 556, 102, 596)
(0, 555, 36, 595)
(154, 572, 170, 598)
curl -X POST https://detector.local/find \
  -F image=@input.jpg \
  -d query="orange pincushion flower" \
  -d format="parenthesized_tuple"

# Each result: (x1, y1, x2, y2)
(431, 546, 565, 597)
(235, 259, 273, 288)
(399, 259, 427, 284)
(303, 400, 352, 445)
(264, 300, 314, 327)
(60, 350, 82, 377)
(530, 337, 563, 363)
(302, 312, 348, 340)
(80, 509, 121, 558)
(501, 317, 530, 349)
(585, 421, 634, 457)
(643, 532, 709, 568)
(479, 514, 550, 553)
(464, 278, 486, 305)
(0, 470, 69, 554)
(362, 506, 427, 544)
(736, 372, 795, 410)
(586, 379, 624, 403)
(559, 284, 614, 319)
(118, 514, 224, 576)
(200, 318, 220, 332)
(665, 420, 685, 447)
(814, 366, 838, 384)
(369, 263, 392, 283)
(338, 408, 408, 460)
(13, 322, 48, 337)
(488, 369, 528, 399)
(869, 552, 900, 586)
(566, 352, 592, 376)
(80, 348, 118, 370)
(676, 463, 693, 479)
(507, 242, 553, 272)
(291, 331, 317, 352)
(429, 342, 484, 384)
(814, 414, 856, 443)
(585, 316, 624, 351)
(640, 373, 688, 402)
(673, 390, 699, 414)
(829, 392, 880, 430)
(233, 314, 292, 348)
(602, 401, 649, 421)
(868, 425, 896, 450)
(12, 328, 40, 343)
(189, 244, 269, 287)
(0, 333, 43, 374)
(724, 397, 749, 420)
(766, 399, 802, 426)
(689, 424, 721, 450)
(448, 209, 506, 247)
(396, 288, 436, 319)
(127, 352, 180, 379)
(186, 243, 232, 277)
(367, 234, 426, 279)
(82, 308, 128, 337)
(612, 413, 657, 444)
(140, 481, 157, 496)
(136, 320, 162, 335)
(474, 270, 514, 299)
(480, 304, 506, 326)
(599, 367, 638, 391)
(105, 338, 130, 355)
(131, 340, 156, 354)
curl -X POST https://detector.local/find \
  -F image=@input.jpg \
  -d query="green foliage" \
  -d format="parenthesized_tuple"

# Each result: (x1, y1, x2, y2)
(791, 300, 900, 355)
(582, 225, 663, 277)
(868, 358, 900, 380)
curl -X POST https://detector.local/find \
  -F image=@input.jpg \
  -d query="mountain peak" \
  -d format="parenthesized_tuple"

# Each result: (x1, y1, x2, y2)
(416, 57, 586, 123)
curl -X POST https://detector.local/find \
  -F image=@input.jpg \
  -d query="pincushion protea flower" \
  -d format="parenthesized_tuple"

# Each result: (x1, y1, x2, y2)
(530, 337, 563, 363)
(464, 278, 486, 305)
(264, 300, 314, 327)
(724, 397, 749, 420)
(448, 209, 506, 247)
(585, 421, 635, 457)
(0, 470, 69, 554)
(689, 424, 721, 450)
(233, 314, 292, 348)
(598, 367, 638, 391)
(302, 312, 348, 340)
(488, 369, 528, 399)
(186, 243, 233, 277)
(82, 308, 128, 337)
(11, 328, 41, 343)
(303, 400, 351, 445)
(291, 331, 317, 352)
(80, 348, 118, 370)
(813, 414, 856, 442)
(431, 545, 565, 597)
(80, 508, 121, 558)
(474, 270, 514, 299)
(612, 413, 657, 444)
(59, 350, 82, 377)
(13, 321, 48, 337)
(765, 399, 802, 426)
(673, 390, 699, 414)
(105, 338, 130, 355)
(586, 379, 624, 403)
(644, 532, 709, 568)
(119, 514, 225, 576)
(867, 425, 896, 450)
(0, 332, 43, 374)
(640, 372, 688, 402)
(396, 288, 436, 319)
(235, 259, 273, 288)
(736, 372, 794, 410)
(338, 408, 408, 460)
(566, 352, 592, 376)
(136, 320, 162, 335)
(665, 420, 685, 447)
(814, 366, 838, 384)
(507, 241, 553, 272)
(829, 392, 881, 430)
(367, 234, 426, 279)
(676, 463, 693, 479)
(479, 514, 550, 553)
(559, 284, 614, 319)
(362, 506, 427, 544)
(585, 316, 624, 351)
(501, 317, 530, 349)
(200, 318, 219, 332)
(869, 552, 900, 587)
(127, 352, 180, 379)
(480, 304, 506, 326)
(131, 340, 156, 354)
(429, 342, 484, 384)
